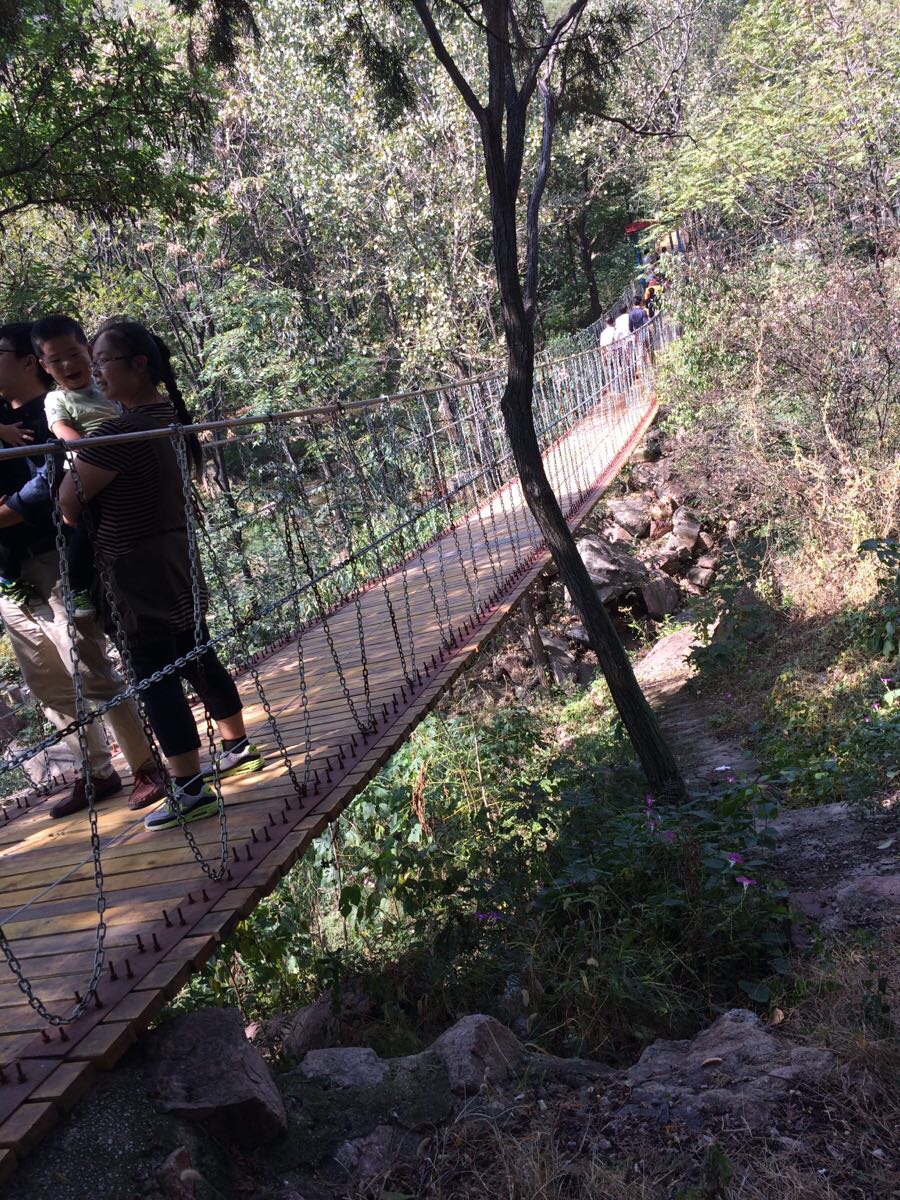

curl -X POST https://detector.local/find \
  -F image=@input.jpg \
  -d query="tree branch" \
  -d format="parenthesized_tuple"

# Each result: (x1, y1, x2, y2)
(409, 0, 484, 119)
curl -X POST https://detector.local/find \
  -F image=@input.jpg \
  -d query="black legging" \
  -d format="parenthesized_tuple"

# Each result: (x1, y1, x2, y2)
(129, 624, 241, 758)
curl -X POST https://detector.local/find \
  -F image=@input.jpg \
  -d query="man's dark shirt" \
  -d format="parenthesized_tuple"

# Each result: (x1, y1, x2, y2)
(0, 393, 57, 555)
(628, 305, 648, 333)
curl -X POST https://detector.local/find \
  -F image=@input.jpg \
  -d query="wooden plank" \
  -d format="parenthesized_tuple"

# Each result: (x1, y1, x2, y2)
(29, 1060, 96, 1112)
(0, 1147, 17, 1186)
(67, 1021, 135, 1069)
(0, 1101, 56, 1153)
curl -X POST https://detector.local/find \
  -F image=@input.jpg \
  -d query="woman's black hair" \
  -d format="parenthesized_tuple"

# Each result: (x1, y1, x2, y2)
(92, 319, 203, 475)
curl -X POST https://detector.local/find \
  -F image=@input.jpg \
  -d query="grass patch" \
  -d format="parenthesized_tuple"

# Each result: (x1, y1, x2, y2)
(174, 677, 789, 1063)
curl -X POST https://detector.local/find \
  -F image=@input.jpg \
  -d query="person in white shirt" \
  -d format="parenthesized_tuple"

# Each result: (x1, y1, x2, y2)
(614, 307, 631, 340)
(599, 317, 616, 348)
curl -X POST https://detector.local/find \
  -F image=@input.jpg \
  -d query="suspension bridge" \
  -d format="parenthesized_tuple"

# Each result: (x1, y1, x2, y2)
(0, 317, 669, 1177)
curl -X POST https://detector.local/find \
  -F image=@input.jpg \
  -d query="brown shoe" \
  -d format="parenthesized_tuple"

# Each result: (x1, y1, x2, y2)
(49, 770, 123, 818)
(128, 766, 168, 811)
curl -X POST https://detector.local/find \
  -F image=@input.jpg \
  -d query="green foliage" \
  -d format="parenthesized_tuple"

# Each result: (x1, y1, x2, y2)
(859, 538, 900, 660)
(175, 687, 788, 1061)
(652, 0, 899, 242)
(0, 0, 216, 222)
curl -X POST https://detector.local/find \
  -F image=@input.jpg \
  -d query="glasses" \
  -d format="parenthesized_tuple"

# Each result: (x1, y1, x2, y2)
(92, 356, 128, 372)
(43, 349, 91, 368)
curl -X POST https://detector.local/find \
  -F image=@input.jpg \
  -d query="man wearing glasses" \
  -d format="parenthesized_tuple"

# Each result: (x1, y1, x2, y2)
(0, 321, 166, 817)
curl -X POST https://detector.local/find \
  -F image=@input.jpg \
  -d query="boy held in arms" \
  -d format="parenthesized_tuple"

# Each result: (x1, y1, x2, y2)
(31, 315, 120, 615)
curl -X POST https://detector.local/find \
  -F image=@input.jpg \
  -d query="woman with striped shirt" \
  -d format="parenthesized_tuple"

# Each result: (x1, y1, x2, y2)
(58, 319, 262, 831)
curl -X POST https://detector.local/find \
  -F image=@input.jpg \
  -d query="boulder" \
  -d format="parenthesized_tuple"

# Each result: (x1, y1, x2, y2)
(695, 555, 719, 571)
(539, 633, 580, 685)
(604, 522, 634, 545)
(575, 535, 648, 603)
(621, 1009, 832, 1130)
(564, 623, 592, 648)
(494, 649, 530, 686)
(697, 530, 717, 553)
(641, 572, 682, 619)
(655, 547, 691, 575)
(648, 517, 673, 541)
(151, 1008, 287, 1148)
(156, 1146, 196, 1200)
(299, 1047, 389, 1090)
(607, 496, 652, 538)
(686, 565, 716, 590)
(430, 1014, 525, 1095)
(670, 505, 701, 553)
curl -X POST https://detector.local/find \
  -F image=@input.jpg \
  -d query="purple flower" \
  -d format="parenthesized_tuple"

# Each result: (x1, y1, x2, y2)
(881, 677, 894, 685)
(644, 794, 655, 809)
(661, 830, 676, 843)
(726, 852, 744, 865)
(735, 875, 757, 889)
(872, 702, 880, 711)
(475, 911, 502, 922)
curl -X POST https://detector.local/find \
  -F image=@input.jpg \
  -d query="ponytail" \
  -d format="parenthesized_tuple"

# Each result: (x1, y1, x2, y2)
(92, 318, 203, 476)
(151, 334, 203, 475)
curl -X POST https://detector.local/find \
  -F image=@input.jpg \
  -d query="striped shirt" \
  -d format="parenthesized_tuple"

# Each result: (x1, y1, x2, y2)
(75, 401, 184, 559)
(75, 401, 206, 636)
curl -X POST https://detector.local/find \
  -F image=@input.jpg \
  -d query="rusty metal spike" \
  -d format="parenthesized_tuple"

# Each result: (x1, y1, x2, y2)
(58, 1027, 69, 1042)
(15, 1063, 26, 1083)
(245, 844, 253, 860)
(108, 962, 118, 981)
(152, 932, 161, 952)
(162, 910, 172, 928)
(202, 888, 209, 902)
(177, 907, 186, 926)
(136, 934, 145, 953)
(125, 959, 134, 979)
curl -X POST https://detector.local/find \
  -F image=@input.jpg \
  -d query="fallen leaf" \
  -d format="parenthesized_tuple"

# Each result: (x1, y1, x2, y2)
(769, 1007, 785, 1026)
(876, 838, 894, 851)
(701, 1056, 723, 1067)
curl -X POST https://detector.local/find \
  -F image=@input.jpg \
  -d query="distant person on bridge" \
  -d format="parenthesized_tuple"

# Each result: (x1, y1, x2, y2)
(0, 321, 167, 818)
(628, 296, 649, 333)
(58, 319, 263, 832)
(613, 306, 631, 340)
(599, 316, 617, 348)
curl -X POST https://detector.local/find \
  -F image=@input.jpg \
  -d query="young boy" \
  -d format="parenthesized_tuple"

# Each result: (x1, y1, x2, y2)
(30, 315, 120, 615)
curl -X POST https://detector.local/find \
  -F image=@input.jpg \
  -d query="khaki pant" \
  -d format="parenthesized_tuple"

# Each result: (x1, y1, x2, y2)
(0, 550, 155, 779)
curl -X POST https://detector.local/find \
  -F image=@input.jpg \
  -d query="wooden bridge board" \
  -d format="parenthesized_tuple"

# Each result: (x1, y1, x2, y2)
(0, 391, 657, 1174)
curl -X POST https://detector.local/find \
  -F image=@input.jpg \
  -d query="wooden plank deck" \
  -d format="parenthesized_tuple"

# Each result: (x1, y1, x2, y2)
(0, 384, 657, 1174)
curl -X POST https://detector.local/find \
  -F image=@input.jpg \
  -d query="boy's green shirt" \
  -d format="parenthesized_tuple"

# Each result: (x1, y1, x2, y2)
(44, 383, 119, 436)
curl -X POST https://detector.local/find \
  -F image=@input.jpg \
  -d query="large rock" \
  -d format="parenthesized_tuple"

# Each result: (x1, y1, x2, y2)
(575, 535, 648, 603)
(621, 1009, 833, 1129)
(151, 1008, 287, 1148)
(669, 505, 701, 553)
(641, 572, 682, 619)
(607, 496, 652, 538)
(539, 633, 580, 685)
(430, 1014, 526, 1095)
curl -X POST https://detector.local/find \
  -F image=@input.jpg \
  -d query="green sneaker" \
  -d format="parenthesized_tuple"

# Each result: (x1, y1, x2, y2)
(203, 742, 264, 780)
(0, 577, 33, 605)
(72, 590, 96, 618)
(144, 780, 219, 831)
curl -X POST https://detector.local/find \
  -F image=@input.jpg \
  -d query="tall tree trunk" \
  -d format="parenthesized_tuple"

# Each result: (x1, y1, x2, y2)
(480, 112, 687, 803)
